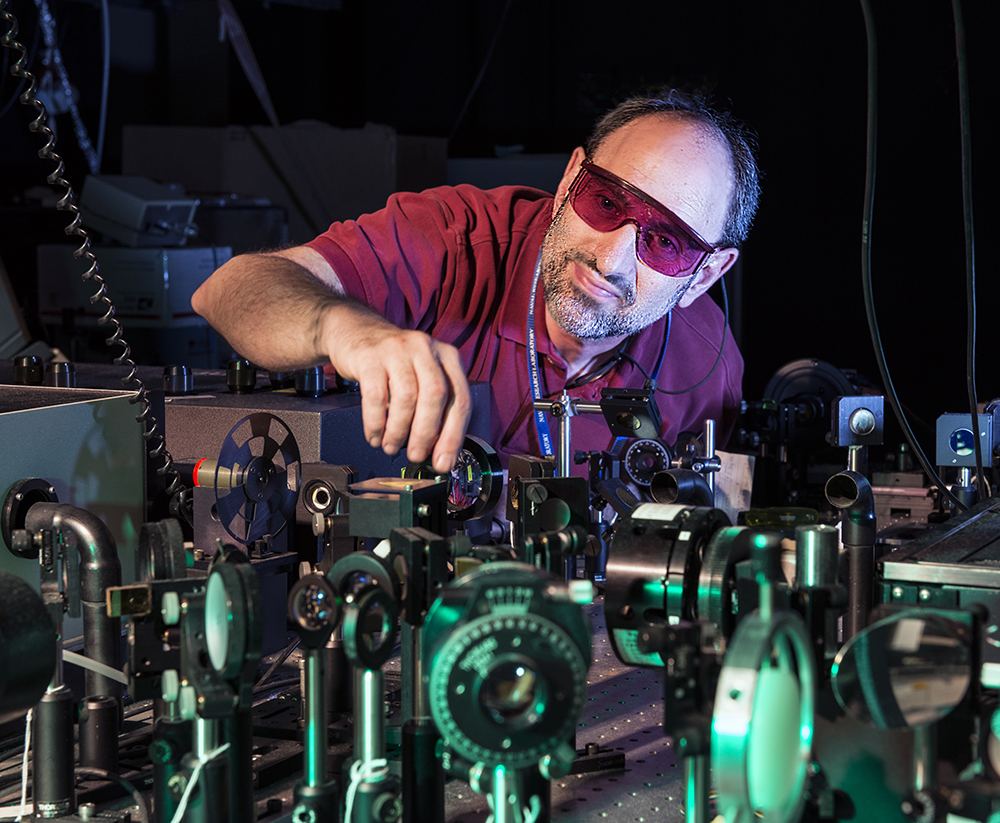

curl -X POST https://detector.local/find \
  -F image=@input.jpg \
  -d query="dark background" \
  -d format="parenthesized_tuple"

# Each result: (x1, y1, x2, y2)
(1, 0, 998, 448)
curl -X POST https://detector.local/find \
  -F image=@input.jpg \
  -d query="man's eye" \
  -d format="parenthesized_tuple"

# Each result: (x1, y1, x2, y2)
(597, 195, 622, 214)
(647, 232, 680, 256)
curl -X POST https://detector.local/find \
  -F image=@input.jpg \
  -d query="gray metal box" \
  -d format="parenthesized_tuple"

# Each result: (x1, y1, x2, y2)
(164, 383, 492, 479)
(0, 385, 146, 639)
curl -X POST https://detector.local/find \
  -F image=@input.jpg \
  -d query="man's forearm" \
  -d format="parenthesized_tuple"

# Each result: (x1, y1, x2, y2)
(192, 249, 472, 473)
(192, 252, 366, 371)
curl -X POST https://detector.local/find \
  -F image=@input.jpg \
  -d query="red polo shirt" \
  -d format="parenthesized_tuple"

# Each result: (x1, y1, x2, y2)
(306, 185, 743, 468)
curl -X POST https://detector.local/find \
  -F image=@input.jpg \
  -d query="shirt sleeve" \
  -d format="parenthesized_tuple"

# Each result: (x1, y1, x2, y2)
(304, 185, 550, 337)
(305, 188, 460, 331)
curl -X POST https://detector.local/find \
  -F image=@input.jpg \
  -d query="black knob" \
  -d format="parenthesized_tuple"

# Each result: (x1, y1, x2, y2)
(295, 366, 326, 398)
(163, 365, 193, 396)
(44, 362, 75, 387)
(227, 359, 257, 393)
(269, 370, 296, 389)
(335, 373, 359, 393)
(13, 355, 43, 385)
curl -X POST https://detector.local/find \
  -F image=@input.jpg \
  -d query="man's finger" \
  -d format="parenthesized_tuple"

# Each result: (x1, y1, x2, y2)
(355, 363, 391, 450)
(380, 360, 420, 456)
(406, 350, 454, 464)
(431, 345, 472, 473)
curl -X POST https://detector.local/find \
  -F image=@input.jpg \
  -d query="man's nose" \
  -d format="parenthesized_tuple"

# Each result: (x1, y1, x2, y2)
(594, 221, 639, 278)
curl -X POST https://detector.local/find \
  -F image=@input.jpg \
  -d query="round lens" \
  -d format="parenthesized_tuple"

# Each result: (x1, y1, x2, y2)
(950, 428, 975, 457)
(205, 572, 231, 673)
(291, 582, 335, 632)
(480, 661, 545, 729)
(362, 602, 390, 654)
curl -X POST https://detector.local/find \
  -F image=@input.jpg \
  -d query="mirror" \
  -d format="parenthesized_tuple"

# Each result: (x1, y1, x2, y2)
(831, 611, 972, 728)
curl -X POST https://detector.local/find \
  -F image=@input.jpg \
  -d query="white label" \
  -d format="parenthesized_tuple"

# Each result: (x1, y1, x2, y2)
(633, 503, 686, 522)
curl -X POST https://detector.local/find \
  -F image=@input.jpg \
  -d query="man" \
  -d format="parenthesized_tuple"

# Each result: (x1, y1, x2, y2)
(192, 90, 759, 476)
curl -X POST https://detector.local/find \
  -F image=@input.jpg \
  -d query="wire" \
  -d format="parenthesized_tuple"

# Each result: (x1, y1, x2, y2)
(253, 677, 302, 697)
(16, 710, 29, 823)
(95, 0, 109, 172)
(952, 0, 989, 498)
(254, 635, 301, 689)
(0, 7, 38, 122)
(651, 311, 672, 382)
(168, 743, 230, 823)
(448, 0, 514, 145)
(656, 276, 729, 395)
(1, 0, 185, 498)
(30, 0, 99, 173)
(74, 768, 150, 823)
(63, 649, 128, 685)
(344, 758, 389, 823)
(856, 0, 965, 511)
(216, 0, 333, 235)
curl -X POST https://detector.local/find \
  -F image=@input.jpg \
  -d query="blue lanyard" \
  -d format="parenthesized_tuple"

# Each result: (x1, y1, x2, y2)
(526, 254, 554, 457)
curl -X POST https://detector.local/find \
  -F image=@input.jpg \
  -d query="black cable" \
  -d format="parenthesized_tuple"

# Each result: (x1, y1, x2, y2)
(253, 635, 301, 689)
(252, 676, 300, 696)
(448, 0, 513, 145)
(656, 276, 729, 395)
(562, 338, 630, 391)
(856, 0, 965, 511)
(75, 767, 150, 823)
(216, 0, 333, 235)
(1, 1, 184, 498)
(952, 0, 989, 498)
(651, 310, 672, 382)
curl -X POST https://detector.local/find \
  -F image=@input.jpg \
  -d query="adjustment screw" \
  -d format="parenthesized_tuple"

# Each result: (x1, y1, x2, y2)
(373, 793, 402, 822)
(568, 580, 595, 605)
(292, 804, 316, 823)
(11, 530, 32, 555)
(161, 593, 181, 626)
(148, 738, 177, 765)
(167, 773, 189, 800)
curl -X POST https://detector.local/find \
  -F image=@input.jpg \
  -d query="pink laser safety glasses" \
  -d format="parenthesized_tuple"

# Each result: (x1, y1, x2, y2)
(568, 160, 718, 277)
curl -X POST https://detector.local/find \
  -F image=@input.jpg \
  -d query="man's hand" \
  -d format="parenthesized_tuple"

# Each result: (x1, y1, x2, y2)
(323, 304, 472, 474)
(192, 247, 472, 473)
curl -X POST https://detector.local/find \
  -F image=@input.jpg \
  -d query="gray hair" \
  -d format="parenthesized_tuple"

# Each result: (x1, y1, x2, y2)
(584, 89, 761, 248)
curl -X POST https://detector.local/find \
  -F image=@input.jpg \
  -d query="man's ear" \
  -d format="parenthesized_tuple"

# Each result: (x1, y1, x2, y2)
(676, 248, 739, 308)
(553, 147, 587, 219)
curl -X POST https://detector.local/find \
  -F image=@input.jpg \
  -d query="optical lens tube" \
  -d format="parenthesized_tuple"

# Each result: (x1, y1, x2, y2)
(79, 696, 119, 773)
(33, 686, 75, 817)
(402, 717, 444, 823)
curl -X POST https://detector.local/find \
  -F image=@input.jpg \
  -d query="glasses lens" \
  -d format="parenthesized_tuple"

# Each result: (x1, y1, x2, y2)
(571, 174, 629, 232)
(570, 167, 710, 278)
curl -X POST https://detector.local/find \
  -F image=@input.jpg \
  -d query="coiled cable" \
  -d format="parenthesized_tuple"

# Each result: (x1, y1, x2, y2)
(1, 0, 183, 498)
